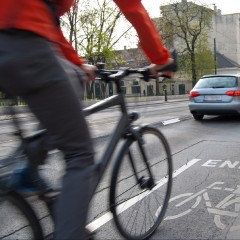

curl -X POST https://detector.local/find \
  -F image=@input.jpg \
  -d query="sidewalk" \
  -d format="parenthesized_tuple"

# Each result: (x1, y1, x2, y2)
(0, 94, 188, 121)
(83, 94, 188, 107)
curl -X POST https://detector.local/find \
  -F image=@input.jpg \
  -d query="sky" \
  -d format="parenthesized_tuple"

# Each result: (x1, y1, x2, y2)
(142, 0, 240, 17)
(117, 0, 240, 49)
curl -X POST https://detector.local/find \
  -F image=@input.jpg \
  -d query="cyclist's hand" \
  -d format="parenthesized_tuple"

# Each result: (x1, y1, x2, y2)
(79, 64, 97, 81)
(149, 58, 174, 78)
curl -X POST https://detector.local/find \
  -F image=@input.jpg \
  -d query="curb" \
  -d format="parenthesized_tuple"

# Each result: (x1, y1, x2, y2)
(94, 114, 193, 141)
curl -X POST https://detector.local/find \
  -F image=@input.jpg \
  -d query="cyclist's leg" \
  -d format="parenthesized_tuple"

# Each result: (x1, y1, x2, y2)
(36, 50, 87, 148)
(24, 72, 95, 240)
(0, 29, 95, 239)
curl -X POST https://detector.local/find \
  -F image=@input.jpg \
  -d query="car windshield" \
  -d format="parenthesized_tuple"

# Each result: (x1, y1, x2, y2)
(195, 76, 237, 89)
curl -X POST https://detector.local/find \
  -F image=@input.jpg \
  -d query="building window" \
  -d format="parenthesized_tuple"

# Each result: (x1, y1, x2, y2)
(133, 79, 139, 85)
(121, 86, 126, 94)
(132, 85, 141, 94)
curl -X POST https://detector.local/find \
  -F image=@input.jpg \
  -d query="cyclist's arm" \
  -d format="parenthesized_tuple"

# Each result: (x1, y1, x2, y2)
(56, 27, 96, 80)
(56, 0, 75, 16)
(113, 0, 170, 65)
(56, 27, 84, 66)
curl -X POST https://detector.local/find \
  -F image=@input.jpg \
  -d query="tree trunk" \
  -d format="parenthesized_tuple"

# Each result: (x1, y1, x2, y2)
(191, 52, 197, 87)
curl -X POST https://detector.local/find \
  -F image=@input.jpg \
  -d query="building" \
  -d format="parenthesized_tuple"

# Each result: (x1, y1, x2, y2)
(210, 8, 240, 68)
(84, 0, 240, 99)
(216, 52, 240, 74)
(160, 0, 240, 75)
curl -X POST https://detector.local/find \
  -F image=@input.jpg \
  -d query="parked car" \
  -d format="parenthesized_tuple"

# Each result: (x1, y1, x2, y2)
(188, 74, 240, 120)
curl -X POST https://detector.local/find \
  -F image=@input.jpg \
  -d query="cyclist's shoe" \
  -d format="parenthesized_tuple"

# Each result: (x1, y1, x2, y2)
(3, 165, 51, 196)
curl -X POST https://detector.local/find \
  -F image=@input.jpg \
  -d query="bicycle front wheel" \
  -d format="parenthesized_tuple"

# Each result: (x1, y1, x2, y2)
(110, 126, 172, 240)
(0, 191, 44, 239)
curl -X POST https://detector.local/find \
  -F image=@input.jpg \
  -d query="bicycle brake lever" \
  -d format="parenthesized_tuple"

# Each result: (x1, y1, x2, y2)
(138, 68, 152, 82)
(159, 49, 178, 72)
(139, 50, 177, 82)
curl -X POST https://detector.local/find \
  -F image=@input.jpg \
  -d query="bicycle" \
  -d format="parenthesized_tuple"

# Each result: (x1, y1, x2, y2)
(0, 62, 176, 240)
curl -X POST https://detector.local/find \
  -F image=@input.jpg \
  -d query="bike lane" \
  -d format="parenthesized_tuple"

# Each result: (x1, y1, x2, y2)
(85, 138, 240, 240)
(156, 139, 240, 240)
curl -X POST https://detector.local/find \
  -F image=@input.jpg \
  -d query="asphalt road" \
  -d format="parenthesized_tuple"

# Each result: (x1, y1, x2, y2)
(87, 114, 240, 240)
(1, 99, 240, 239)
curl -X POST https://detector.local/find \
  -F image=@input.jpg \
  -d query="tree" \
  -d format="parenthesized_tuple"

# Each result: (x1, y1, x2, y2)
(195, 35, 215, 79)
(177, 34, 215, 79)
(64, 0, 80, 51)
(61, 0, 132, 98)
(62, 0, 132, 64)
(160, 0, 214, 86)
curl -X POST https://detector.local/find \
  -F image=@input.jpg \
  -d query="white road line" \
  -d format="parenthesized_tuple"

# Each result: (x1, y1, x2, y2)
(86, 158, 201, 232)
(215, 194, 235, 209)
(214, 215, 226, 230)
(173, 158, 201, 178)
(165, 209, 192, 220)
(208, 208, 238, 217)
(86, 212, 113, 233)
(162, 118, 180, 125)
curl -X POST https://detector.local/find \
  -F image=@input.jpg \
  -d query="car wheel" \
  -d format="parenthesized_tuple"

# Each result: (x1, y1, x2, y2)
(193, 113, 204, 120)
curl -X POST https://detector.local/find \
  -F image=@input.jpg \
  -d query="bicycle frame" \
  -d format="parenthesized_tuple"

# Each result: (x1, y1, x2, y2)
(5, 58, 178, 195)
(5, 77, 148, 197)
(83, 90, 133, 193)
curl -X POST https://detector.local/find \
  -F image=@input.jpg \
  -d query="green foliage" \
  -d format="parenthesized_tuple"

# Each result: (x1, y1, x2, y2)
(195, 36, 215, 79)
(178, 35, 215, 80)
(160, 1, 214, 85)
(62, 0, 131, 65)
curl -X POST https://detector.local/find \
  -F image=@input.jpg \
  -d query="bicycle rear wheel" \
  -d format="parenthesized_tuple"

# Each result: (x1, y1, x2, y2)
(110, 126, 172, 240)
(0, 191, 44, 239)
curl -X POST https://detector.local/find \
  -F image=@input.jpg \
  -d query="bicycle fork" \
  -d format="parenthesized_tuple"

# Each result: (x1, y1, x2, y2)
(126, 129, 155, 190)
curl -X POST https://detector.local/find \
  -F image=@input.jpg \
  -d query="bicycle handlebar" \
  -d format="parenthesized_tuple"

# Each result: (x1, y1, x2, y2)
(95, 50, 177, 82)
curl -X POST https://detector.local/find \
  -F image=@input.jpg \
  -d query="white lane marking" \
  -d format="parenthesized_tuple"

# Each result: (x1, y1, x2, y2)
(165, 209, 192, 220)
(225, 188, 235, 192)
(214, 215, 226, 229)
(86, 158, 201, 232)
(162, 118, 180, 125)
(86, 212, 113, 233)
(215, 194, 235, 209)
(173, 159, 201, 178)
(175, 189, 206, 207)
(208, 208, 238, 217)
(192, 196, 202, 208)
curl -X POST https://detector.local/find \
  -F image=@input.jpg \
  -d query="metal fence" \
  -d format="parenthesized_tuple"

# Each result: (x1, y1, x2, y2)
(0, 93, 26, 107)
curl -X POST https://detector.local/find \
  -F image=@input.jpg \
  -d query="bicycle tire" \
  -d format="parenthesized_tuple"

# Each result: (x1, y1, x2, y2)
(0, 190, 44, 240)
(110, 126, 172, 240)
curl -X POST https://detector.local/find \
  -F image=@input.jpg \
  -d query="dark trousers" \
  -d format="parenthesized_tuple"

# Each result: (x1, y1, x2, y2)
(0, 30, 95, 239)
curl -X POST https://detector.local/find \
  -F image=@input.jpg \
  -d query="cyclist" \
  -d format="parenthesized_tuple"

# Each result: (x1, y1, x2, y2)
(0, 0, 173, 239)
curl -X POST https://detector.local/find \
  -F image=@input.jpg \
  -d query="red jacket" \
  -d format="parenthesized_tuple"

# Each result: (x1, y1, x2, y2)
(0, 0, 169, 66)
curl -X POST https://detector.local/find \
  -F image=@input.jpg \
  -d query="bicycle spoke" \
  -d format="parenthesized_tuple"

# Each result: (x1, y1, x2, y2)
(110, 126, 172, 239)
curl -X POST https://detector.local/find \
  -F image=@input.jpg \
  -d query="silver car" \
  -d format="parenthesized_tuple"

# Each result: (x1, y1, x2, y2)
(188, 74, 240, 120)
